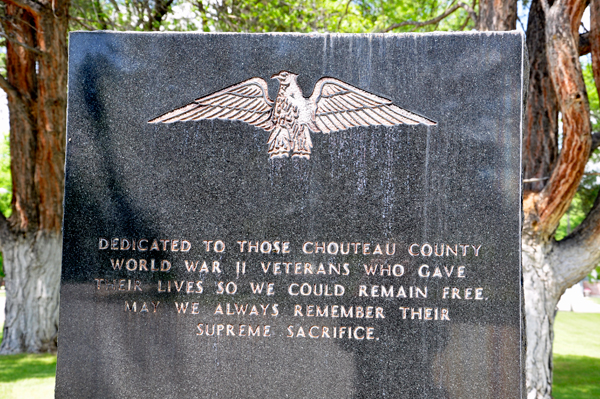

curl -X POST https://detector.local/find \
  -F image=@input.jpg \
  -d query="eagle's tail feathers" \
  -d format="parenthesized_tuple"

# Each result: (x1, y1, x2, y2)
(291, 126, 312, 159)
(267, 127, 292, 159)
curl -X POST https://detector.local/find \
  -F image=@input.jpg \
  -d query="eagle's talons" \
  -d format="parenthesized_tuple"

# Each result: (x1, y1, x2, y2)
(269, 151, 290, 159)
(292, 150, 311, 159)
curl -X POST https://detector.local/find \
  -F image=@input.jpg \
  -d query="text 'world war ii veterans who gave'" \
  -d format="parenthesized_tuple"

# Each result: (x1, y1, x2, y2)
(56, 32, 525, 399)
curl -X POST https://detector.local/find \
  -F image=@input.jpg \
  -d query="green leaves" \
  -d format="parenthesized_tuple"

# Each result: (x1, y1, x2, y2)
(191, 0, 371, 33)
(584, 63, 600, 131)
(358, 0, 475, 33)
(69, 0, 198, 32)
(67, 0, 476, 34)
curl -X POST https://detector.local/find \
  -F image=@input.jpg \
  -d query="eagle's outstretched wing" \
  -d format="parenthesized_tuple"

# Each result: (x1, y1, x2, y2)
(308, 78, 436, 134)
(149, 77, 274, 130)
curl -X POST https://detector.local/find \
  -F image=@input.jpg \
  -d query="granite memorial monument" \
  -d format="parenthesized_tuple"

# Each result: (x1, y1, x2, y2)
(56, 31, 525, 398)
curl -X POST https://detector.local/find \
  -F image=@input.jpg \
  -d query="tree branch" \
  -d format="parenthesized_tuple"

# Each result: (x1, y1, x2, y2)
(559, 2, 600, 270)
(108, 0, 120, 12)
(382, 2, 473, 33)
(151, 0, 175, 28)
(337, 0, 352, 31)
(534, 0, 590, 237)
(4, 0, 43, 14)
(0, 73, 35, 141)
(579, 31, 591, 55)
(517, 15, 527, 31)
(533, 0, 600, 293)
(0, 73, 20, 102)
(457, 16, 471, 30)
(553, 186, 600, 290)
(69, 15, 97, 31)
(523, 0, 560, 194)
(591, 131, 600, 153)
(463, 1, 478, 25)
(592, 0, 600, 101)
(0, 9, 38, 32)
(0, 31, 45, 56)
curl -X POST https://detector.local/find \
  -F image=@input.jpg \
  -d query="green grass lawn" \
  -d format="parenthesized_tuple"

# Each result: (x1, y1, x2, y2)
(589, 297, 600, 305)
(0, 324, 56, 399)
(0, 311, 597, 398)
(553, 311, 600, 399)
(0, 354, 56, 399)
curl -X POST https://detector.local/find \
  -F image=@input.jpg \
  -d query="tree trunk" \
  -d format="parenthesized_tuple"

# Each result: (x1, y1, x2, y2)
(536, 0, 589, 236)
(0, 0, 68, 354)
(478, 0, 518, 30)
(522, 236, 559, 399)
(524, 0, 559, 193)
(523, 195, 600, 398)
(591, 0, 600, 97)
(1, 233, 61, 353)
(522, 0, 594, 398)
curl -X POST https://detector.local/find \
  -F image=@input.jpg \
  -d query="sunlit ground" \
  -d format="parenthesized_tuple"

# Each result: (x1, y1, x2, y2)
(0, 310, 597, 398)
(0, 287, 55, 399)
(0, 352, 56, 399)
(553, 311, 600, 399)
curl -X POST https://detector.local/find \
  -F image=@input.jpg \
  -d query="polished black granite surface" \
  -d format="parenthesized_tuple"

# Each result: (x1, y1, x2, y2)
(56, 32, 524, 398)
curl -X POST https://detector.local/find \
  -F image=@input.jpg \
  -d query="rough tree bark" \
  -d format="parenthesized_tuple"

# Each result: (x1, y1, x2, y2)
(0, 0, 68, 353)
(475, 0, 600, 397)
(521, 0, 600, 398)
(478, 0, 518, 30)
(524, 0, 559, 193)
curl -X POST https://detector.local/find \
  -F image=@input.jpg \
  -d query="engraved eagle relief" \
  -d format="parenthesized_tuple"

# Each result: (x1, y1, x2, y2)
(149, 71, 437, 159)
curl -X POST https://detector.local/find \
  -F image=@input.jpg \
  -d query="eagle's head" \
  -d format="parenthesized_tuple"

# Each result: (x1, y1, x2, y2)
(271, 71, 298, 85)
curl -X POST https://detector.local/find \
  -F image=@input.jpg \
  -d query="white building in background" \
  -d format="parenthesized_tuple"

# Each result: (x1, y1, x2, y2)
(557, 281, 600, 313)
